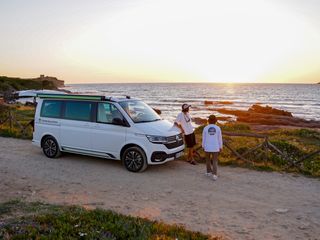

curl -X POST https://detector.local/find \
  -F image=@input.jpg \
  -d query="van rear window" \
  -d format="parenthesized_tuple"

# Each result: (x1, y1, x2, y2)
(41, 100, 62, 118)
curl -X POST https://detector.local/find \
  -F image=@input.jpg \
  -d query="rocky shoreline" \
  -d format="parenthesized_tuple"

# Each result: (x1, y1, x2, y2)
(194, 103, 320, 129)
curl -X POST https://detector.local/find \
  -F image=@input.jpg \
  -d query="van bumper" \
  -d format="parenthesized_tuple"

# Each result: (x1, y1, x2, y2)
(32, 140, 41, 147)
(149, 148, 184, 165)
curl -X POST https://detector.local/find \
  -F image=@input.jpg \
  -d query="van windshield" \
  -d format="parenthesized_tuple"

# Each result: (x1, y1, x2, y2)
(119, 100, 161, 123)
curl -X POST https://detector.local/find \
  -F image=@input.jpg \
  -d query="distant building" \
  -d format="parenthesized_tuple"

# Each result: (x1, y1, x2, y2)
(37, 75, 64, 88)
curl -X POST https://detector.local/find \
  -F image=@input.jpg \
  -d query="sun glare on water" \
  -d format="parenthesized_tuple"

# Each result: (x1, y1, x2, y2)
(62, 0, 320, 83)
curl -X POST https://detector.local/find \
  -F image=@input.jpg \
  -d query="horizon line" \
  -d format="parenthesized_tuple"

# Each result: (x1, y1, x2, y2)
(66, 81, 319, 85)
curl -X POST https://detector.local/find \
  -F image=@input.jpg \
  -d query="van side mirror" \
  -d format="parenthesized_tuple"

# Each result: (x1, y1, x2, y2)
(153, 108, 161, 115)
(112, 117, 127, 126)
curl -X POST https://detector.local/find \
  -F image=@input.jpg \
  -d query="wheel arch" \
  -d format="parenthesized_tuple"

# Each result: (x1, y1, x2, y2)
(40, 134, 59, 148)
(120, 143, 147, 161)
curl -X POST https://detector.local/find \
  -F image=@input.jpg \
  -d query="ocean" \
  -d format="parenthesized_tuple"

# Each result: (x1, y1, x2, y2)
(63, 83, 320, 123)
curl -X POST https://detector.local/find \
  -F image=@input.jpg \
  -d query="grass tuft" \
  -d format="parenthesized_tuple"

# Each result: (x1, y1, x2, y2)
(0, 201, 220, 240)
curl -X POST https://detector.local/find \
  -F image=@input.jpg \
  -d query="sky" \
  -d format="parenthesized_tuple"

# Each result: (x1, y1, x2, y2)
(0, 0, 320, 84)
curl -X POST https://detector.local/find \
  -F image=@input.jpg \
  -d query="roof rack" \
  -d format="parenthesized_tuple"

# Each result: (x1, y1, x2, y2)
(36, 93, 112, 101)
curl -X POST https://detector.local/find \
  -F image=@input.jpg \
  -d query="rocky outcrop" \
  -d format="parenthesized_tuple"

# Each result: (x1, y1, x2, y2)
(212, 105, 320, 128)
(0, 75, 64, 93)
(192, 116, 233, 125)
(204, 100, 233, 105)
(0, 75, 65, 101)
(36, 75, 64, 88)
(248, 104, 292, 117)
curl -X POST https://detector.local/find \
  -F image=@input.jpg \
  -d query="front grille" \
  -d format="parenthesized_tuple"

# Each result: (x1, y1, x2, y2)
(164, 134, 184, 149)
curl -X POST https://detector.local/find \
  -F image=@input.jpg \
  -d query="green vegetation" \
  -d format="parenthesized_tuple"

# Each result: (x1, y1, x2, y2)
(193, 123, 320, 177)
(0, 104, 34, 139)
(0, 76, 57, 93)
(0, 200, 217, 240)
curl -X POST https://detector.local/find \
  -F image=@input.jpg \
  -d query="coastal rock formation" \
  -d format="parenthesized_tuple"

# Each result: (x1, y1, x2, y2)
(192, 116, 233, 125)
(0, 75, 64, 93)
(204, 100, 233, 105)
(0, 75, 65, 102)
(248, 104, 292, 117)
(37, 75, 64, 88)
(212, 105, 320, 128)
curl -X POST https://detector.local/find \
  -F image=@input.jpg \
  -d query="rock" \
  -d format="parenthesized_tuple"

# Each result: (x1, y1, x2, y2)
(216, 101, 233, 105)
(204, 100, 214, 105)
(192, 116, 232, 125)
(275, 208, 288, 213)
(164, 189, 172, 194)
(249, 104, 292, 117)
(204, 100, 233, 105)
(192, 117, 208, 125)
(298, 223, 310, 230)
(212, 105, 320, 128)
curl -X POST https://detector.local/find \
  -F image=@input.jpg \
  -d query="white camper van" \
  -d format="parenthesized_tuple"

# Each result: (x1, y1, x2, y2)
(32, 94, 184, 172)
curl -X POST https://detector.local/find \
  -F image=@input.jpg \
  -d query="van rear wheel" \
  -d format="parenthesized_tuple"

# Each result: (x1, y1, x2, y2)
(122, 147, 147, 172)
(42, 136, 61, 158)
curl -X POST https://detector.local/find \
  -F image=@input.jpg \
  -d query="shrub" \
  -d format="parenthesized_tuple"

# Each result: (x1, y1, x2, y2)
(220, 123, 251, 132)
(270, 140, 305, 160)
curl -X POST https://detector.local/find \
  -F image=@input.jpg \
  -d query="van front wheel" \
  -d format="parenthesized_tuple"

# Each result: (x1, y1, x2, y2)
(42, 136, 61, 158)
(122, 147, 147, 172)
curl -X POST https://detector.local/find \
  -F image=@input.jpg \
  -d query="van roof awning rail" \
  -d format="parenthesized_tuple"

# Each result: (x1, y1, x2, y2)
(36, 93, 113, 101)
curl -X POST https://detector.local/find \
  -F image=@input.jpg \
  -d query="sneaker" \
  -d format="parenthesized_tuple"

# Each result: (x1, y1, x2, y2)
(205, 172, 213, 177)
(212, 175, 218, 181)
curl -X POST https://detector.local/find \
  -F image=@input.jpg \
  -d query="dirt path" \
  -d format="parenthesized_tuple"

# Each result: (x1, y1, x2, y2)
(0, 137, 319, 239)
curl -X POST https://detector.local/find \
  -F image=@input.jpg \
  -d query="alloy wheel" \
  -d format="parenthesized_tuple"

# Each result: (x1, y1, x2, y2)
(124, 150, 143, 171)
(43, 139, 57, 157)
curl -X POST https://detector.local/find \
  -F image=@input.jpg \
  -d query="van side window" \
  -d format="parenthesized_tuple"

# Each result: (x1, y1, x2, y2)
(97, 103, 124, 124)
(64, 101, 93, 122)
(41, 100, 62, 118)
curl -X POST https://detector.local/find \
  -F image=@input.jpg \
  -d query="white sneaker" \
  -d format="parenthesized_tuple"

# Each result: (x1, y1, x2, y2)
(212, 175, 218, 181)
(205, 172, 213, 177)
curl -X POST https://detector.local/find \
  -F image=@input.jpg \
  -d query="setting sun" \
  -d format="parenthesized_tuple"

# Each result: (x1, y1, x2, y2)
(61, 0, 320, 83)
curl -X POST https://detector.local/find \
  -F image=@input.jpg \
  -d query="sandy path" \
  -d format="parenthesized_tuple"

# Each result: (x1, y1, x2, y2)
(0, 137, 319, 239)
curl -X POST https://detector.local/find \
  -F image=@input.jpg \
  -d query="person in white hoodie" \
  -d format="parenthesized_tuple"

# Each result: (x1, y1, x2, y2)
(202, 115, 223, 181)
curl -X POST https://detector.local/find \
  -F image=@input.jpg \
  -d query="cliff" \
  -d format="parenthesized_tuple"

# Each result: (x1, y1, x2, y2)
(0, 75, 64, 93)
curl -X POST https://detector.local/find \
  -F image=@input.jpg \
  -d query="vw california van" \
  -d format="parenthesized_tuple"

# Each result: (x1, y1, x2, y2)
(32, 94, 184, 172)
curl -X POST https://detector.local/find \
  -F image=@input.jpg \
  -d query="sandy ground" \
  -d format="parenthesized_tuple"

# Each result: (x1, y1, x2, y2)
(0, 137, 319, 240)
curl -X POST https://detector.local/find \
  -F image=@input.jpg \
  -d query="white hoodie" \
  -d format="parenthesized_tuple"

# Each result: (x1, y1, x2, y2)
(202, 124, 223, 152)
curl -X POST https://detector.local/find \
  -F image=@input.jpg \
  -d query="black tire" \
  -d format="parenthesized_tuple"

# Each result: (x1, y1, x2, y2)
(42, 136, 61, 158)
(122, 146, 147, 172)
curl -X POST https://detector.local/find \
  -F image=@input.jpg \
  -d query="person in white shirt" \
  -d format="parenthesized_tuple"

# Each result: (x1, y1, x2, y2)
(202, 115, 223, 180)
(175, 103, 197, 165)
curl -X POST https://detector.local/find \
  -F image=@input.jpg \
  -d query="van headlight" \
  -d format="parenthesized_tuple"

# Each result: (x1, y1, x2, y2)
(146, 135, 168, 144)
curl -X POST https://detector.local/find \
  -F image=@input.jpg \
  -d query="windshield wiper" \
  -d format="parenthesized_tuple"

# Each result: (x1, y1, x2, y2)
(135, 119, 161, 123)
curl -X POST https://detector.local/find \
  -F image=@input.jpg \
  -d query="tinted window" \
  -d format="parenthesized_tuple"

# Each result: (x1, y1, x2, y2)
(64, 101, 93, 121)
(97, 102, 124, 124)
(41, 100, 62, 118)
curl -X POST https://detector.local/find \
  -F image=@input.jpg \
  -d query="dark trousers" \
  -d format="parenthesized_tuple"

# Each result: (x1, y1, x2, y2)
(205, 152, 219, 175)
